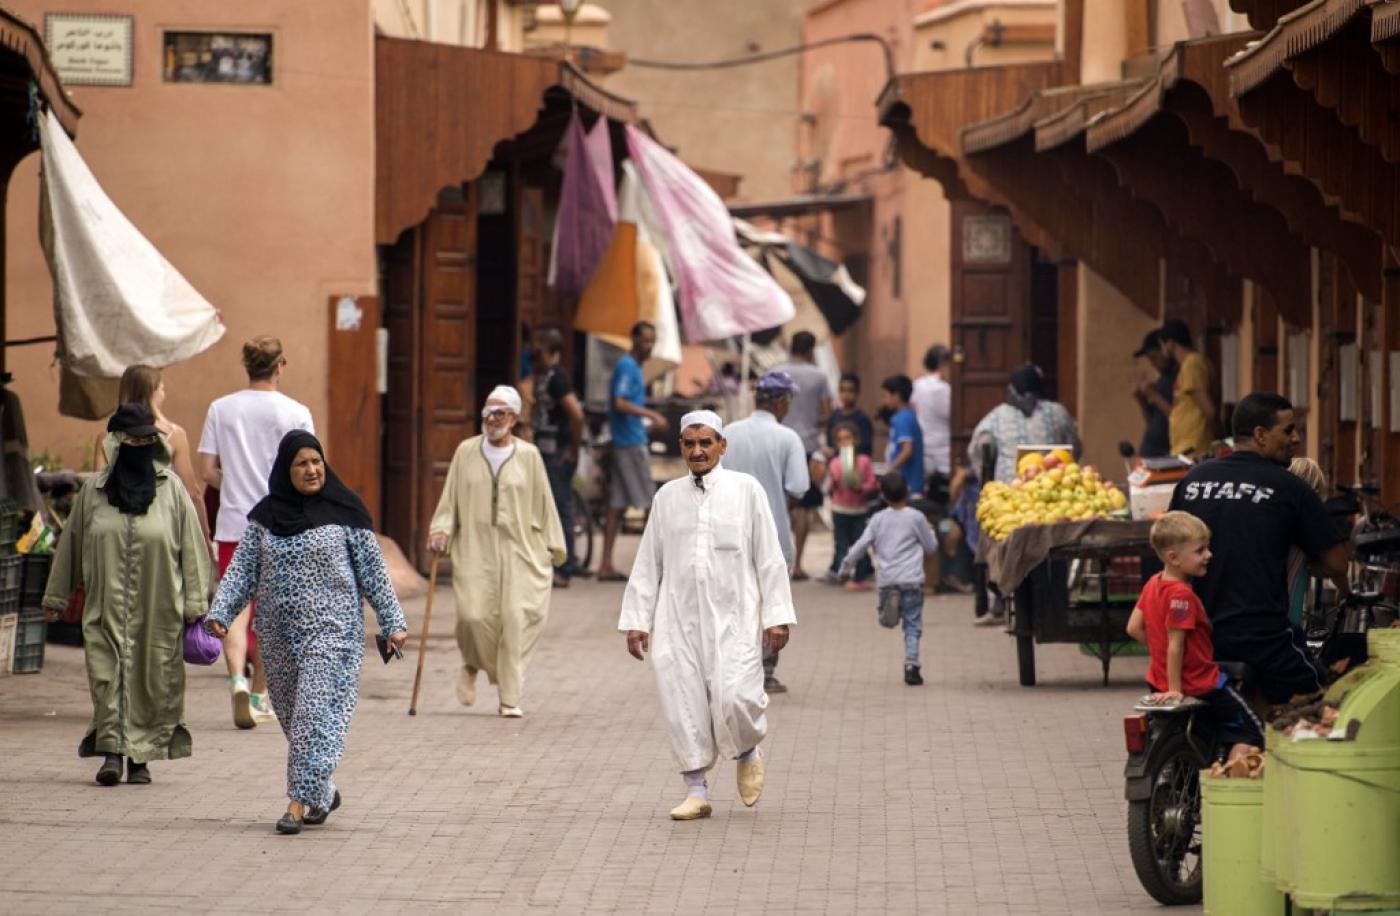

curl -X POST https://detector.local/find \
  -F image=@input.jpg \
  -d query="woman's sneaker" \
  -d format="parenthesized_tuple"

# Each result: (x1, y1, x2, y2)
(230, 675, 256, 729)
(250, 692, 277, 723)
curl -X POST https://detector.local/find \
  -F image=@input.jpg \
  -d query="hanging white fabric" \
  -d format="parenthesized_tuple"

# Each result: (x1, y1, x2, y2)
(38, 109, 224, 379)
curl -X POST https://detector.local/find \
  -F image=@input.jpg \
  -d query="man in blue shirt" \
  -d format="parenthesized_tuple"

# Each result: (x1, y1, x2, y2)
(881, 375, 924, 497)
(598, 321, 669, 581)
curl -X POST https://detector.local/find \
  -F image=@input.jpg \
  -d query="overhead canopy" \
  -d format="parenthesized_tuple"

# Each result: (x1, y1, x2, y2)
(375, 37, 639, 245)
(0, 6, 80, 379)
(1227, 0, 1400, 262)
(878, 62, 1067, 202)
(0, 6, 80, 147)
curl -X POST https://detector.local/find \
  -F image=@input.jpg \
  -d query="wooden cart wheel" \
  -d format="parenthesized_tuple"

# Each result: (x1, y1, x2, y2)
(1016, 634, 1036, 686)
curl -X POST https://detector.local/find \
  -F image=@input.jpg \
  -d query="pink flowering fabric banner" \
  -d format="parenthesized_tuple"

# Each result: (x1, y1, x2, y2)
(549, 112, 617, 295)
(625, 125, 793, 341)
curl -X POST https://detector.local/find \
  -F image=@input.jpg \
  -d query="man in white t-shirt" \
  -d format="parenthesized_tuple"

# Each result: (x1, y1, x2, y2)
(910, 344, 952, 501)
(198, 336, 314, 729)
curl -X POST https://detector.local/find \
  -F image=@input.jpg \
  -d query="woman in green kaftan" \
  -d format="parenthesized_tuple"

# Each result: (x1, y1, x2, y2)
(43, 404, 210, 786)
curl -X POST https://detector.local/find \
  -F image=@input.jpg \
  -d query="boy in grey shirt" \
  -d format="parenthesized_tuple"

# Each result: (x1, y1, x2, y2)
(838, 473, 938, 685)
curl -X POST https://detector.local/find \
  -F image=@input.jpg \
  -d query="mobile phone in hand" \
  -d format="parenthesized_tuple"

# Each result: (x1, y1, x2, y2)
(375, 634, 402, 664)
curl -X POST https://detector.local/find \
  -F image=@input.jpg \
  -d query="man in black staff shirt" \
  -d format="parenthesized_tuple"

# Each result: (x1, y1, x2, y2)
(1168, 392, 1349, 704)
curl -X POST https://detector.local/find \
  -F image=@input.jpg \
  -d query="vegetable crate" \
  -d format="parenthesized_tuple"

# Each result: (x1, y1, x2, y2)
(11, 607, 44, 673)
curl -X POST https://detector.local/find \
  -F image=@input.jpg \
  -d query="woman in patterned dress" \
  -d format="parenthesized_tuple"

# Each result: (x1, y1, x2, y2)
(207, 431, 407, 835)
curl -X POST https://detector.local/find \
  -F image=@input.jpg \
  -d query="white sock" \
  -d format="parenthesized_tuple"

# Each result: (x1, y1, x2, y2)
(682, 769, 708, 799)
(737, 746, 759, 762)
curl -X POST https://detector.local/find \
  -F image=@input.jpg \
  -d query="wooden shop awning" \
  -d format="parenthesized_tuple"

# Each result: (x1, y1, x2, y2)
(727, 191, 872, 220)
(877, 61, 1067, 201)
(375, 37, 639, 245)
(1095, 31, 1383, 310)
(0, 6, 80, 143)
(1083, 34, 1319, 326)
(1229, 0, 1319, 29)
(955, 73, 1243, 322)
(1227, 0, 1400, 259)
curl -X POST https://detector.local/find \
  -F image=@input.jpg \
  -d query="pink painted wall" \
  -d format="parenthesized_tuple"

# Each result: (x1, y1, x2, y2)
(5, 1, 376, 468)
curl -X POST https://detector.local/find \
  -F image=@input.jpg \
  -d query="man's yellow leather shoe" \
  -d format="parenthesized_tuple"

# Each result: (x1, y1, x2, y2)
(737, 752, 765, 806)
(669, 796, 713, 820)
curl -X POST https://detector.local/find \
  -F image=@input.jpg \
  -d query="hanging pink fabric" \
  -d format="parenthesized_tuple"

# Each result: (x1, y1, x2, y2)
(624, 125, 793, 342)
(549, 112, 617, 296)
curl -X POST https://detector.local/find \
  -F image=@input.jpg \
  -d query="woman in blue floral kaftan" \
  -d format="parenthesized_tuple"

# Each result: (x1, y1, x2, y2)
(208, 431, 407, 835)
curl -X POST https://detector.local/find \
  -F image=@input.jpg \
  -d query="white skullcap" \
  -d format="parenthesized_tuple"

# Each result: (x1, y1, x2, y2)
(486, 385, 522, 412)
(680, 409, 724, 437)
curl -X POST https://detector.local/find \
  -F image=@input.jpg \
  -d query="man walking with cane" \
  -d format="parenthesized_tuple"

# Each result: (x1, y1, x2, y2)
(427, 386, 566, 718)
(620, 410, 795, 820)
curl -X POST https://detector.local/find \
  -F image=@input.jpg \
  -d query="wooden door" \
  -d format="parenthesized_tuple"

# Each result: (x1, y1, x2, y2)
(949, 201, 1032, 460)
(382, 230, 420, 557)
(326, 295, 381, 525)
(381, 186, 479, 569)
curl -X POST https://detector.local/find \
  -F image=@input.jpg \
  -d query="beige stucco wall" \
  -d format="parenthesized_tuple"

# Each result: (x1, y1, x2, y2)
(1076, 266, 1159, 483)
(6, 1, 376, 467)
(372, 0, 530, 49)
(912, 0, 1057, 70)
(602, 0, 814, 202)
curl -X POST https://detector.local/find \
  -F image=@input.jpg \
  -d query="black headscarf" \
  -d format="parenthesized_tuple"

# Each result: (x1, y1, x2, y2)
(107, 443, 158, 515)
(247, 430, 374, 538)
(105, 403, 162, 515)
(1006, 363, 1046, 418)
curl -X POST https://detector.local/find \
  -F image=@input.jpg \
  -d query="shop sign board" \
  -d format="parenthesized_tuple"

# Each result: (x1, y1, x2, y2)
(45, 14, 134, 87)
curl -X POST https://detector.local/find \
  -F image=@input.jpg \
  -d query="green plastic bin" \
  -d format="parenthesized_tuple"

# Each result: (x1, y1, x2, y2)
(1202, 773, 1284, 916)
(1258, 728, 1287, 886)
(1283, 662, 1400, 912)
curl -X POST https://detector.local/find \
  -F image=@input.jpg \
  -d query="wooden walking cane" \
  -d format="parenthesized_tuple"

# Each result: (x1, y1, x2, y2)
(408, 552, 441, 716)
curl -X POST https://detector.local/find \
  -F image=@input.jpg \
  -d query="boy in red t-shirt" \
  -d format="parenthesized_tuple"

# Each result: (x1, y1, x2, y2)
(1127, 511, 1264, 756)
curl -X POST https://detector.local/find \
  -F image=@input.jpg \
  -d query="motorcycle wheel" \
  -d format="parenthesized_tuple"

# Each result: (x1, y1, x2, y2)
(1127, 731, 1205, 906)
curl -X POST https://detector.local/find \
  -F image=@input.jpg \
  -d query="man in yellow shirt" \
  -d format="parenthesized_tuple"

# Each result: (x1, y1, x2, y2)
(1160, 320, 1215, 457)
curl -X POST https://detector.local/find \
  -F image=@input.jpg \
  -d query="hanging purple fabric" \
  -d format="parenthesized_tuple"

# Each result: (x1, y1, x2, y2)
(624, 125, 793, 342)
(549, 112, 617, 296)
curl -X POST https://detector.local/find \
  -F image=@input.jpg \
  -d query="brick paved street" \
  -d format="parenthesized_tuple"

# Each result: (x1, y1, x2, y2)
(0, 533, 1190, 915)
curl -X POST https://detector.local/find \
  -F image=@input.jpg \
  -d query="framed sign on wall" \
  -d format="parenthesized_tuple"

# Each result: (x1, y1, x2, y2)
(45, 14, 134, 87)
(162, 31, 272, 84)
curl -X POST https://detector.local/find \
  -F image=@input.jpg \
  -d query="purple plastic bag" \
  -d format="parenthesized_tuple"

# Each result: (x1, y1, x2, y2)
(184, 617, 222, 665)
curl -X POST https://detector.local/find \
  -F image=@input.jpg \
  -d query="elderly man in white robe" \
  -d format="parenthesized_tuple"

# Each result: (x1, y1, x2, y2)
(619, 410, 796, 820)
(428, 385, 566, 719)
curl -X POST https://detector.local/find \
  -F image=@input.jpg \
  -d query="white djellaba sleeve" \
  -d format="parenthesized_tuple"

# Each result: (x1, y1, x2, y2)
(747, 478, 796, 631)
(618, 503, 665, 633)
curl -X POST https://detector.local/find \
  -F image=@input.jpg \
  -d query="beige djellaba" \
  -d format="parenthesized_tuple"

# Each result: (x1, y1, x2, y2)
(429, 436, 566, 708)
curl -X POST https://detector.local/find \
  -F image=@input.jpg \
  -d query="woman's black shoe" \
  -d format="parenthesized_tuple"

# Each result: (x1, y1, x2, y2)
(126, 761, 151, 784)
(304, 791, 341, 826)
(904, 665, 924, 686)
(276, 812, 304, 835)
(95, 755, 123, 786)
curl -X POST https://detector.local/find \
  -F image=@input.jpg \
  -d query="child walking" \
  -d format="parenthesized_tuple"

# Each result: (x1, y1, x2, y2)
(1126, 511, 1264, 759)
(838, 473, 938, 685)
(822, 422, 879, 588)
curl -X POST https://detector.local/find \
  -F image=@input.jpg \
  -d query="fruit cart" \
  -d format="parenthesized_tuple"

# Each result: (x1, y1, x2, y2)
(979, 519, 1155, 686)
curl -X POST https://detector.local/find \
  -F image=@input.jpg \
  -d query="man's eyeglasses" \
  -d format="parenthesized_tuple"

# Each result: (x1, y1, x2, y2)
(481, 407, 515, 421)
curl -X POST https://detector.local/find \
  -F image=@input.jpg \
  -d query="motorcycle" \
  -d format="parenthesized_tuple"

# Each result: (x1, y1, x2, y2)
(1122, 663, 1246, 905)
(1121, 589, 1395, 906)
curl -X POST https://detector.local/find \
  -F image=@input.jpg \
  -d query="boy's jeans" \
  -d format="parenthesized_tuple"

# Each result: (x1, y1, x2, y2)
(879, 585, 924, 666)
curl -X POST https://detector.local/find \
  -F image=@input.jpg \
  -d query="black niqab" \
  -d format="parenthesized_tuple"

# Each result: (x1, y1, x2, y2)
(106, 442, 158, 515)
(247, 430, 374, 537)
